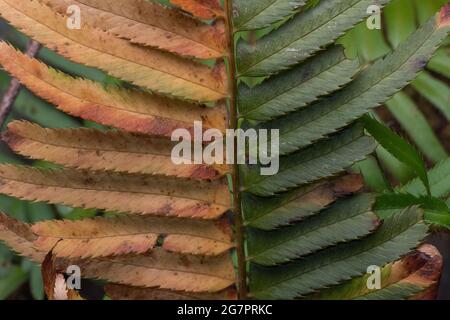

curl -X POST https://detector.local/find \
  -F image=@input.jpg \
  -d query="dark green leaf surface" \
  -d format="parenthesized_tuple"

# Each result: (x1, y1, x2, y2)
(238, 46, 359, 121)
(249, 207, 427, 299)
(243, 124, 376, 196)
(247, 194, 378, 265)
(233, 0, 307, 31)
(242, 183, 331, 230)
(242, 175, 363, 230)
(237, 0, 391, 76)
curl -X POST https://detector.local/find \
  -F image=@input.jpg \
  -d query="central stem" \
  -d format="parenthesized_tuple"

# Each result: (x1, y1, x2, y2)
(225, 0, 247, 300)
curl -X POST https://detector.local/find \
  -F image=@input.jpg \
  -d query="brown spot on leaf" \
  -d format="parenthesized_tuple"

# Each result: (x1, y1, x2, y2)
(213, 218, 233, 240)
(190, 165, 220, 180)
(331, 174, 364, 196)
(41, 249, 58, 300)
(158, 203, 173, 215)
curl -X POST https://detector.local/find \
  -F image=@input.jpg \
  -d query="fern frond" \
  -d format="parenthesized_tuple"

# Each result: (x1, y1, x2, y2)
(237, 0, 390, 77)
(0, 0, 227, 101)
(0, 0, 446, 301)
(170, 0, 224, 20)
(75, 248, 235, 292)
(41, 0, 227, 59)
(243, 174, 363, 230)
(32, 215, 233, 258)
(105, 284, 237, 300)
(233, 0, 306, 31)
(0, 43, 227, 137)
(263, 12, 450, 154)
(4, 121, 228, 180)
(248, 194, 378, 265)
(243, 124, 376, 196)
(238, 46, 359, 121)
(250, 207, 427, 299)
(0, 214, 236, 293)
(0, 165, 231, 219)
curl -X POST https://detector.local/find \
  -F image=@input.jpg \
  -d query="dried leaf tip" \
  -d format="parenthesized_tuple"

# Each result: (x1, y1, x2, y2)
(42, 250, 83, 300)
(438, 3, 450, 28)
(409, 245, 443, 300)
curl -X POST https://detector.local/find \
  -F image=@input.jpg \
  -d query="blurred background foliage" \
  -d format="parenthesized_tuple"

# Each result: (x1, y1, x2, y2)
(0, 0, 448, 299)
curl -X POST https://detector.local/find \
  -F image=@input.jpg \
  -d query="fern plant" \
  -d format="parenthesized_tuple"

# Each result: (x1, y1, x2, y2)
(0, 0, 449, 300)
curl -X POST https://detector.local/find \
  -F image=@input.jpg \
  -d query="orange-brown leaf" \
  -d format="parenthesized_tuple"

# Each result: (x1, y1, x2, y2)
(0, 212, 44, 262)
(75, 248, 235, 292)
(42, 250, 84, 300)
(0, 0, 227, 101)
(32, 215, 233, 258)
(40, 0, 227, 59)
(0, 165, 231, 219)
(4, 121, 228, 180)
(171, 0, 224, 20)
(0, 215, 235, 294)
(0, 43, 227, 137)
(406, 245, 443, 300)
(105, 284, 237, 300)
(41, 250, 58, 300)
